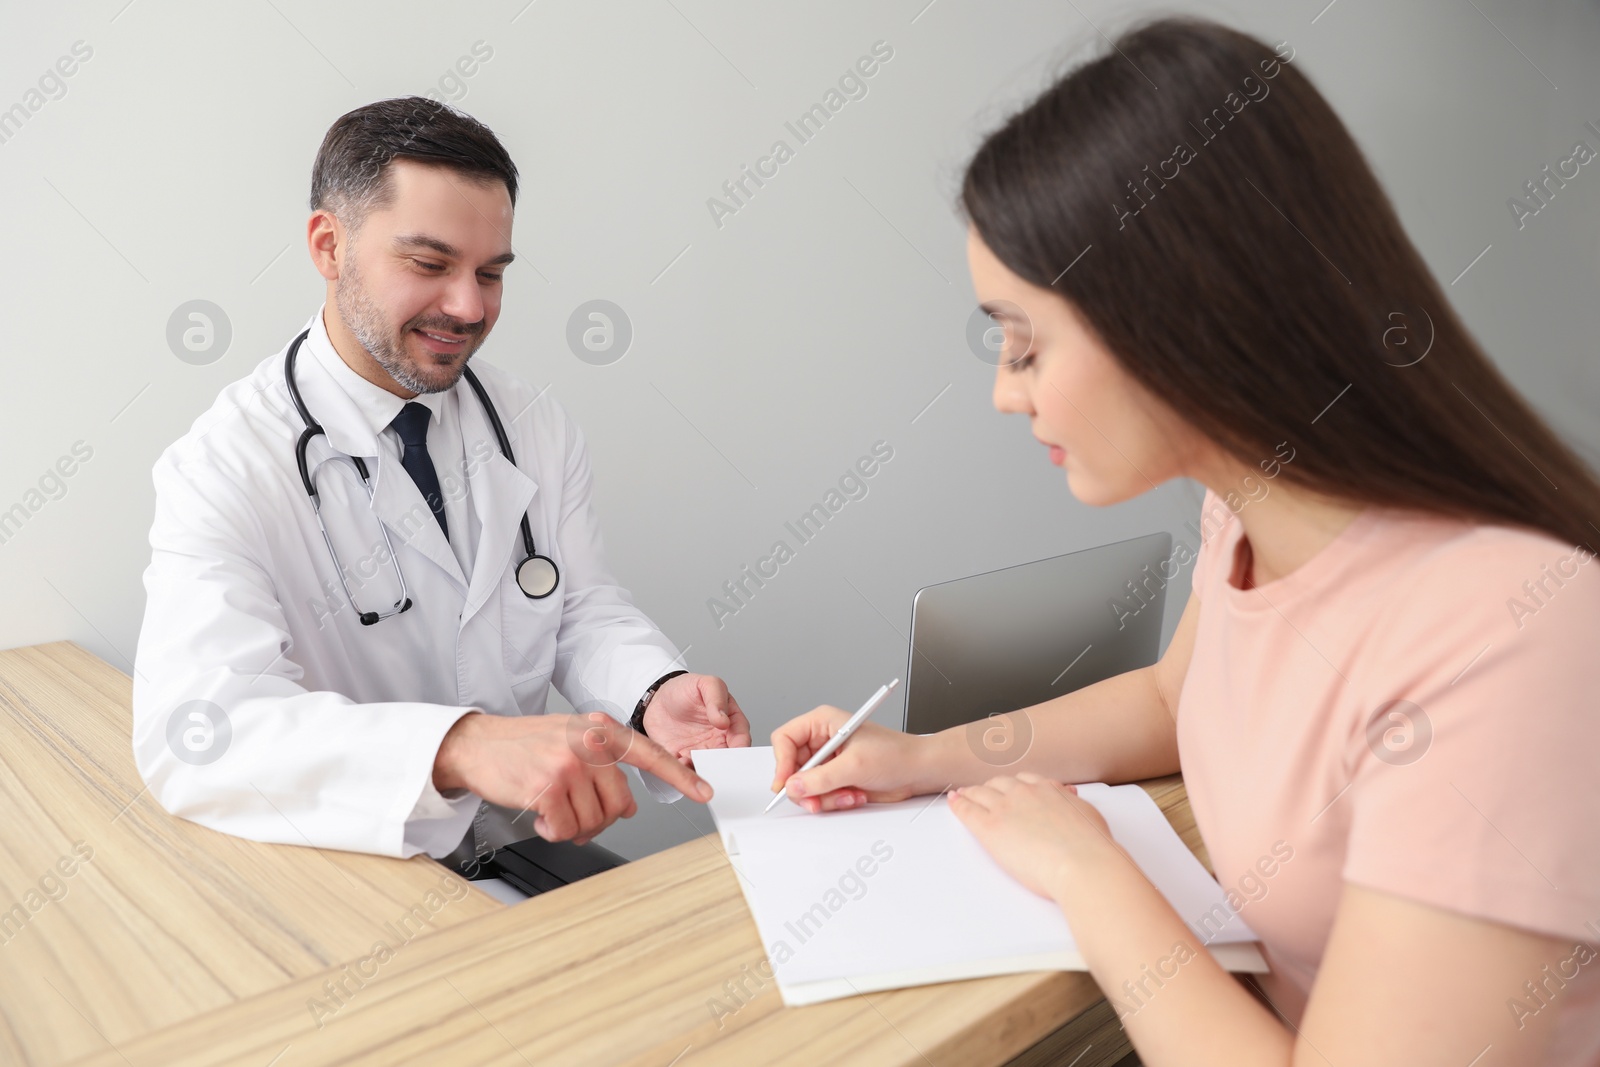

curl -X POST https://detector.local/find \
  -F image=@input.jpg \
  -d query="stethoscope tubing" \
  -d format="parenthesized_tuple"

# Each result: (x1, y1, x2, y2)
(283, 327, 559, 622)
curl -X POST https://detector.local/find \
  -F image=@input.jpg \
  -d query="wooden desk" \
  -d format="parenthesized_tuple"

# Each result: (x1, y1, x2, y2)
(0, 643, 501, 1066)
(3, 643, 1207, 1067)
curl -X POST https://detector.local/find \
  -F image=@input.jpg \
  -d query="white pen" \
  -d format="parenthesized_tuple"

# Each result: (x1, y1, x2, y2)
(764, 678, 901, 814)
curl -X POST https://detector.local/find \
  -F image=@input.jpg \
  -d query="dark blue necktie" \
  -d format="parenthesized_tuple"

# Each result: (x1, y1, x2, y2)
(391, 402, 448, 540)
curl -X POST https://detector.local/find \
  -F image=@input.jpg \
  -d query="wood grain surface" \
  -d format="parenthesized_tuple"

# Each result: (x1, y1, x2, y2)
(0, 642, 500, 1067)
(3, 641, 1206, 1067)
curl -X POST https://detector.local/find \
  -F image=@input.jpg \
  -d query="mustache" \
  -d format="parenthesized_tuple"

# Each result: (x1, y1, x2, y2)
(409, 319, 483, 337)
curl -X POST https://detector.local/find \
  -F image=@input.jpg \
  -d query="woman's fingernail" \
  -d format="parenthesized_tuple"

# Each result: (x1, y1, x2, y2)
(839, 793, 856, 808)
(790, 777, 807, 797)
(698, 781, 714, 799)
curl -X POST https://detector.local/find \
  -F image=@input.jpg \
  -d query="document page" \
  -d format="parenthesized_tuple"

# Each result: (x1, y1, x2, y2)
(692, 746, 1265, 1004)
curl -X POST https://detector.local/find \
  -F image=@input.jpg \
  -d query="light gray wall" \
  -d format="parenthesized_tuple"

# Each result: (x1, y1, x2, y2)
(3, 0, 1596, 861)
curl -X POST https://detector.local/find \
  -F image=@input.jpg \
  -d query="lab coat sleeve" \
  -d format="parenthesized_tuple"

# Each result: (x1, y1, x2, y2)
(544, 411, 685, 804)
(132, 451, 481, 858)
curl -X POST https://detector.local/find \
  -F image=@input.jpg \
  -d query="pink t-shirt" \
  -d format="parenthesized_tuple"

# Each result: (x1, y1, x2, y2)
(1178, 489, 1600, 1063)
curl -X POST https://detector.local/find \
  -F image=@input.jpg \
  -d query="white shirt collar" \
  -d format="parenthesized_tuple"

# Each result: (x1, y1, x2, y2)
(304, 303, 448, 440)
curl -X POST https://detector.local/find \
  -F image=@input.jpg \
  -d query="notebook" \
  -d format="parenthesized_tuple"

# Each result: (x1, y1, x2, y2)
(692, 746, 1267, 1007)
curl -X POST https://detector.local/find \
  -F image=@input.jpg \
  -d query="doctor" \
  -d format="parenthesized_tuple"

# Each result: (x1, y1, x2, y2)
(131, 96, 749, 870)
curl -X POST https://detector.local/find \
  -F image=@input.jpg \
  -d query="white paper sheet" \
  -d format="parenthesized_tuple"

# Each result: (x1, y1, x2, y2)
(692, 746, 1265, 1005)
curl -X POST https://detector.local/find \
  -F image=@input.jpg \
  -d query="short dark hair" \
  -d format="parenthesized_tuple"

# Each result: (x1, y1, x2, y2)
(961, 15, 1600, 552)
(309, 95, 519, 233)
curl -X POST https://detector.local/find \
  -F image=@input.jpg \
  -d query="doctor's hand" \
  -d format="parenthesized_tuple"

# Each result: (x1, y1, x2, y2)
(433, 711, 715, 845)
(769, 705, 944, 813)
(642, 673, 752, 765)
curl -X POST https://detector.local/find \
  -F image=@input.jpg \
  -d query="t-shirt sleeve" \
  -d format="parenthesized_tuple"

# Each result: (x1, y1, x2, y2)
(1340, 527, 1600, 941)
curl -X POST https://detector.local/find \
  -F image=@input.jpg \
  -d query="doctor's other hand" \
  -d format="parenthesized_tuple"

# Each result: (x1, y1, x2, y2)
(432, 711, 714, 844)
(770, 705, 941, 813)
(642, 673, 752, 765)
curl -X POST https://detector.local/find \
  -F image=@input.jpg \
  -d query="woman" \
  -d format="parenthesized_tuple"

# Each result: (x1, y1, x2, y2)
(769, 16, 1600, 1066)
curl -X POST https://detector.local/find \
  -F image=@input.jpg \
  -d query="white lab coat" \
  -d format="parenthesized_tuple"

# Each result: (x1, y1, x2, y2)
(131, 306, 685, 859)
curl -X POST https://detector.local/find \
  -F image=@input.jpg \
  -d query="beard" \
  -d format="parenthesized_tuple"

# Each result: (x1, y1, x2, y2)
(335, 252, 483, 395)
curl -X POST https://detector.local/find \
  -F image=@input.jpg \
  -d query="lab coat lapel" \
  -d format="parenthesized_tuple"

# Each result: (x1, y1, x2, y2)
(459, 384, 538, 628)
(369, 451, 470, 596)
(296, 342, 470, 597)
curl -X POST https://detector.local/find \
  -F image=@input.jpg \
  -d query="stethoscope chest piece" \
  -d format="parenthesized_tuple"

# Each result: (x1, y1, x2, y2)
(517, 554, 560, 599)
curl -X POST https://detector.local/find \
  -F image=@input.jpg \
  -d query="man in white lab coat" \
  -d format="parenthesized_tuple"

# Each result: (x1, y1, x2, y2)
(131, 97, 749, 874)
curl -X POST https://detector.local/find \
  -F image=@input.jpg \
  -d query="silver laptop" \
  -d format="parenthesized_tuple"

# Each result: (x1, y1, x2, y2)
(902, 532, 1174, 735)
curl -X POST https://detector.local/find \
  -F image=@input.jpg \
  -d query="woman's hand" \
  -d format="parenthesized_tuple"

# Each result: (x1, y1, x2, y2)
(770, 705, 942, 812)
(949, 772, 1122, 899)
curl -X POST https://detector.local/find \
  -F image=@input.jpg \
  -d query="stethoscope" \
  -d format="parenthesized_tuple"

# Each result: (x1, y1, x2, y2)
(284, 327, 560, 625)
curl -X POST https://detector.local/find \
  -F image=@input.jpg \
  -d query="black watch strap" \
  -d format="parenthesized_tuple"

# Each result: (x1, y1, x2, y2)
(630, 670, 688, 736)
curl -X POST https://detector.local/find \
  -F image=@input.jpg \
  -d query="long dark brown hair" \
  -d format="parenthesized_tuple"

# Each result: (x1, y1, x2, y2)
(961, 15, 1600, 552)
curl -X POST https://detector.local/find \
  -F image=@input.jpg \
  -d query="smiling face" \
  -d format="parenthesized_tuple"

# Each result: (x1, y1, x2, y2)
(311, 158, 515, 397)
(967, 227, 1210, 506)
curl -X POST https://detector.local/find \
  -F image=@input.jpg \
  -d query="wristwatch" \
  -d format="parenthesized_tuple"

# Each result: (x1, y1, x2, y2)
(630, 670, 688, 736)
